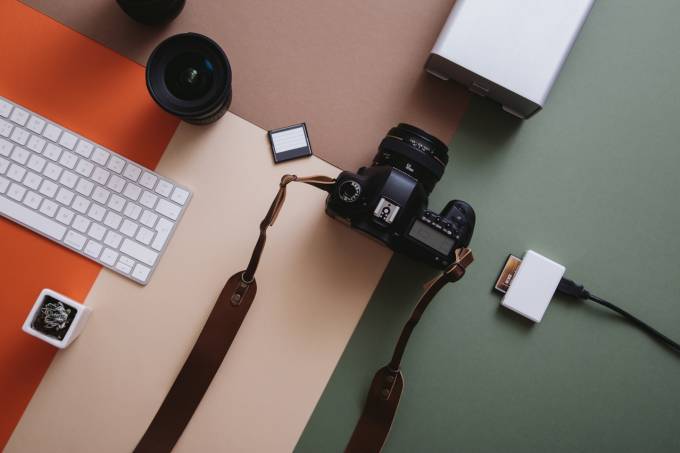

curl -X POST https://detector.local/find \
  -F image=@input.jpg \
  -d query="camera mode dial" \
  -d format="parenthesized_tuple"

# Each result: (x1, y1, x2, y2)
(338, 180, 362, 203)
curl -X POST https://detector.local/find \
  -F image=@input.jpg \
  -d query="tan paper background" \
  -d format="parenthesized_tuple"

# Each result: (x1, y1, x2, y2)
(6, 113, 391, 452)
(21, 0, 469, 171)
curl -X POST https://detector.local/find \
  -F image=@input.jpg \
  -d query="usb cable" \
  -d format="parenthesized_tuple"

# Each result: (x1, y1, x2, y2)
(557, 277, 680, 355)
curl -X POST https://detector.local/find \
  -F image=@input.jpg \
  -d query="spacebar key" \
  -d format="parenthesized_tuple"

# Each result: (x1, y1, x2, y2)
(0, 194, 66, 240)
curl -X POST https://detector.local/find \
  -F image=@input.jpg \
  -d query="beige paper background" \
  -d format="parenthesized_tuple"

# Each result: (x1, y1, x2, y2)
(21, 0, 469, 172)
(6, 113, 391, 452)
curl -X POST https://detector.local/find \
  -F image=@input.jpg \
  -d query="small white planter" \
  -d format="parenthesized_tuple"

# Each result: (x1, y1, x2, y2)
(22, 289, 92, 349)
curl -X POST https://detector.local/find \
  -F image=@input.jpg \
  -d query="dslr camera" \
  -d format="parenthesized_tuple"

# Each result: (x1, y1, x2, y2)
(325, 124, 475, 269)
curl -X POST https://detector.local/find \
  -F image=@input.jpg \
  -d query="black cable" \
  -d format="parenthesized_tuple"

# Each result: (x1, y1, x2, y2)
(557, 278, 680, 356)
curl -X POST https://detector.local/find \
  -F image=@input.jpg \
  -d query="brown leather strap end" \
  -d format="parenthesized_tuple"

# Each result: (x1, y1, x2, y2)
(345, 366, 404, 453)
(134, 272, 256, 453)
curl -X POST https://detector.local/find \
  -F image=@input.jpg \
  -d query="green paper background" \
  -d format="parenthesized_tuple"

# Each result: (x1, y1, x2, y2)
(296, 1, 680, 451)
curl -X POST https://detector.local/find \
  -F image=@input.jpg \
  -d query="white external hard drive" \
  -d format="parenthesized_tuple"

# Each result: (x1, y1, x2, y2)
(426, 0, 595, 118)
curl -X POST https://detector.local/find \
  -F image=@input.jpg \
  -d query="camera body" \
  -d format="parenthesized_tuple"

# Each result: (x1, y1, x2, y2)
(325, 124, 475, 269)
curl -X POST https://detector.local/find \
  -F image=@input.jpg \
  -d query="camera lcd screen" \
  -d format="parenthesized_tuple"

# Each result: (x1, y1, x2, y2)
(408, 220, 455, 255)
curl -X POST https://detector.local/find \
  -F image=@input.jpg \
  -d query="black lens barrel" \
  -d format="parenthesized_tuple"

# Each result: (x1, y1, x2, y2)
(146, 33, 232, 124)
(117, 0, 186, 25)
(374, 123, 449, 194)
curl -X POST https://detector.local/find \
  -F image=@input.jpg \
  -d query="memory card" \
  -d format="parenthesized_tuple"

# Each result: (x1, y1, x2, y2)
(494, 254, 522, 294)
(268, 123, 313, 163)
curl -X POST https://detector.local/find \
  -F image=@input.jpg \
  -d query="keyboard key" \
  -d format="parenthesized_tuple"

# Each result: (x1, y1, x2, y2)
(107, 155, 125, 174)
(155, 179, 174, 197)
(104, 230, 123, 249)
(44, 162, 62, 180)
(0, 193, 66, 240)
(152, 217, 174, 251)
(10, 127, 29, 145)
(87, 203, 106, 222)
(9, 107, 29, 126)
(140, 210, 158, 228)
(23, 191, 43, 209)
(44, 143, 63, 161)
(155, 199, 181, 220)
(24, 172, 42, 190)
(123, 163, 141, 181)
(39, 199, 58, 217)
(56, 187, 75, 206)
(7, 164, 26, 182)
(27, 135, 46, 153)
(59, 151, 78, 169)
(39, 180, 58, 198)
(75, 178, 94, 197)
(108, 174, 126, 193)
(75, 159, 94, 177)
(56, 206, 75, 225)
(43, 124, 62, 142)
(92, 186, 110, 204)
(171, 187, 190, 205)
(122, 183, 142, 201)
(87, 223, 106, 241)
(72, 195, 91, 213)
(0, 99, 11, 117)
(10, 147, 29, 165)
(7, 183, 26, 202)
(72, 215, 91, 233)
(136, 227, 155, 245)
(121, 238, 158, 267)
(0, 138, 13, 156)
(0, 176, 9, 193)
(108, 194, 125, 212)
(115, 258, 133, 274)
(84, 240, 103, 259)
(123, 202, 142, 220)
(132, 264, 151, 282)
(104, 211, 123, 229)
(59, 132, 78, 150)
(92, 148, 109, 165)
(59, 170, 78, 189)
(139, 172, 157, 189)
(64, 230, 86, 250)
(92, 167, 110, 185)
(101, 248, 119, 266)
(139, 191, 158, 209)
(0, 119, 13, 137)
(26, 116, 46, 134)
(120, 219, 138, 237)
(75, 140, 94, 158)
(27, 154, 46, 172)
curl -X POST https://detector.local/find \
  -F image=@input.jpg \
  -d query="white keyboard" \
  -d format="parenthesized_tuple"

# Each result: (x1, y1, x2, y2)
(0, 95, 191, 285)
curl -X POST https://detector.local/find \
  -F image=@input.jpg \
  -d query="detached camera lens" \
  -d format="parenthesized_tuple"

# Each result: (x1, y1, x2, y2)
(146, 33, 232, 125)
(117, 0, 186, 25)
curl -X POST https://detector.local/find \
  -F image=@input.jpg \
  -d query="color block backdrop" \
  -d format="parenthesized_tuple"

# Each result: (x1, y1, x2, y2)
(296, 1, 680, 451)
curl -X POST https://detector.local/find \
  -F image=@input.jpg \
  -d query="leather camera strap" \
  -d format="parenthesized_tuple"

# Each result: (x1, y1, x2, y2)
(134, 175, 335, 453)
(345, 248, 474, 453)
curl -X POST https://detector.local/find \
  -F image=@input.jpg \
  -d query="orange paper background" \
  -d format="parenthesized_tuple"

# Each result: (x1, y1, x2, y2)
(0, 0, 179, 448)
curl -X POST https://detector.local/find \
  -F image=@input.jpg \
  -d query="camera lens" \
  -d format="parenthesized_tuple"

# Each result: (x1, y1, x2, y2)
(117, 0, 186, 25)
(374, 123, 448, 194)
(146, 33, 232, 124)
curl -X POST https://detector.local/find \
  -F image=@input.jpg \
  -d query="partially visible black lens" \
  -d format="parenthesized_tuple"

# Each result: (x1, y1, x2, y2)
(373, 123, 448, 194)
(117, 0, 186, 25)
(146, 33, 232, 124)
